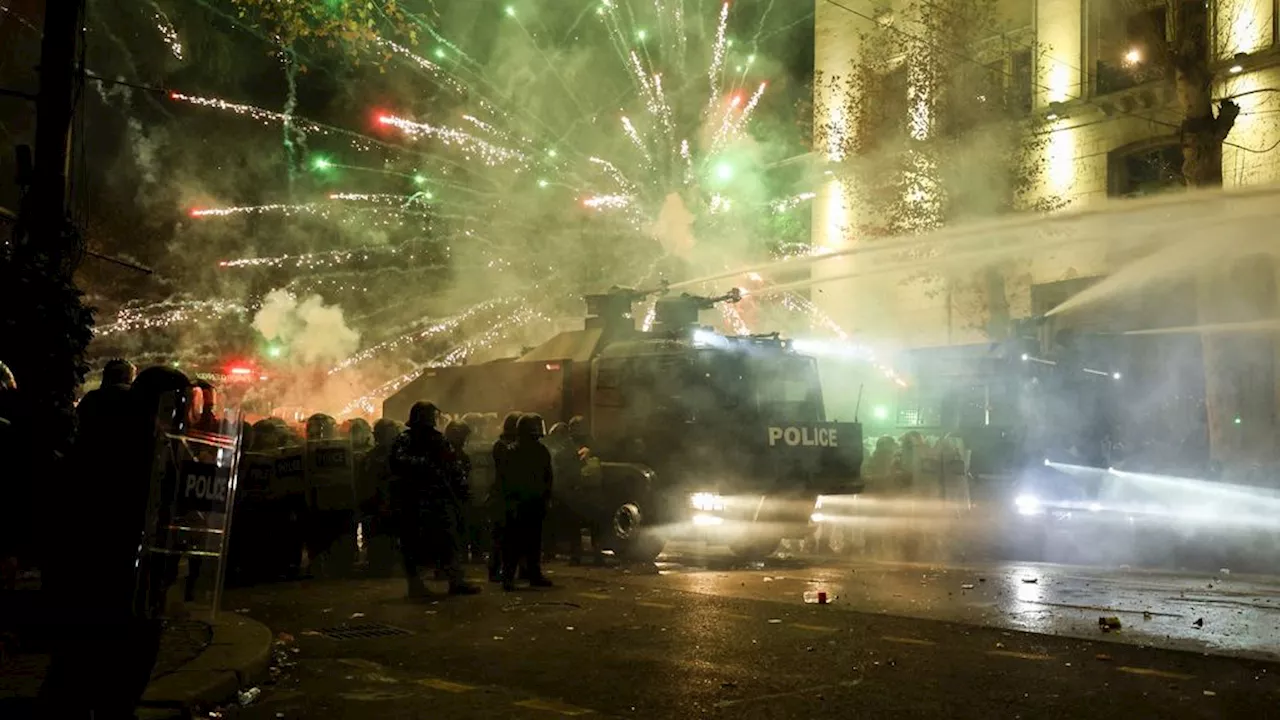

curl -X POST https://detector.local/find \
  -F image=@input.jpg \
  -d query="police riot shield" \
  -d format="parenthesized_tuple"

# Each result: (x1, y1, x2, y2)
(136, 391, 243, 624)
(274, 447, 306, 499)
(240, 451, 276, 504)
(306, 438, 355, 511)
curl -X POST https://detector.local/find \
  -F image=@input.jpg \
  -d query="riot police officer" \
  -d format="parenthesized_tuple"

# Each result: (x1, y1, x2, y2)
(487, 411, 522, 582)
(359, 418, 403, 576)
(391, 402, 479, 596)
(497, 413, 554, 591)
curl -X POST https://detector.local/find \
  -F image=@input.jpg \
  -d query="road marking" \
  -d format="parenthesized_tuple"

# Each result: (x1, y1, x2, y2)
(882, 635, 936, 646)
(714, 679, 862, 708)
(986, 650, 1054, 661)
(1117, 666, 1195, 681)
(577, 592, 611, 600)
(636, 601, 675, 609)
(514, 698, 594, 715)
(722, 612, 753, 621)
(417, 678, 478, 693)
(792, 623, 838, 633)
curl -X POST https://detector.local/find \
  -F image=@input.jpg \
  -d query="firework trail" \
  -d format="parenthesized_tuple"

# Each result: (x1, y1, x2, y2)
(137, 2, 824, 413)
(96, 299, 246, 337)
(149, 1, 183, 59)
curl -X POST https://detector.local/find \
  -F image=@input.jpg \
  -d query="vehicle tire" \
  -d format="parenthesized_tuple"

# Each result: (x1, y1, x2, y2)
(729, 536, 782, 561)
(600, 501, 666, 562)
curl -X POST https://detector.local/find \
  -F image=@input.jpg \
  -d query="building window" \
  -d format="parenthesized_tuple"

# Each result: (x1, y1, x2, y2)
(1094, 2, 1170, 95)
(1109, 140, 1184, 197)
(1009, 49, 1033, 113)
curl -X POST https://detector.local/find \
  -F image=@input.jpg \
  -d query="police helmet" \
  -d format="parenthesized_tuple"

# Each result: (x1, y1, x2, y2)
(444, 420, 472, 447)
(501, 411, 522, 439)
(407, 401, 440, 430)
(102, 358, 136, 387)
(516, 413, 545, 439)
(347, 417, 374, 449)
(372, 418, 402, 447)
(0, 361, 14, 391)
(305, 413, 338, 440)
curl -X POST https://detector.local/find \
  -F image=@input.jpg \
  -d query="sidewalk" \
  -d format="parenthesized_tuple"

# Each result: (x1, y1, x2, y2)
(0, 599, 273, 719)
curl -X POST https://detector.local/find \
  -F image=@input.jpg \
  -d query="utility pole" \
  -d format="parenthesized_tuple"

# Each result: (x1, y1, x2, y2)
(27, 0, 86, 270)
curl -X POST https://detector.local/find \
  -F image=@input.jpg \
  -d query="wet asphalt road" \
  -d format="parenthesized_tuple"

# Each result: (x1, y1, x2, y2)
(217, 550, 1280, 719)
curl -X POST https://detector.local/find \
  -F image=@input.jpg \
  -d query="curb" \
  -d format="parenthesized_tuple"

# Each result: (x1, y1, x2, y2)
(141, 614, 273, 712)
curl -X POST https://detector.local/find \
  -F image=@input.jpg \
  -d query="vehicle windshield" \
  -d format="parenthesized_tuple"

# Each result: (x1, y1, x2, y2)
(692, 350, 823, 423)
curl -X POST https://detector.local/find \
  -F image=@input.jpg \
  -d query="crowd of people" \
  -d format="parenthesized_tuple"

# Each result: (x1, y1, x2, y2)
(0, 354, 613, 716)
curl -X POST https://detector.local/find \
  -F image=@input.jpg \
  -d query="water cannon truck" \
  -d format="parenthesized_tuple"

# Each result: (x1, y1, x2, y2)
(384, 287, 864, 561)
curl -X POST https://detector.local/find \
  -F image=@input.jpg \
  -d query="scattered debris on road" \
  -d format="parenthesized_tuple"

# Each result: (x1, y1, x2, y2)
(961, 584, 975, 590)
(1021, 577, 1038, 584)
(238, 687, 261, 706)
(803, 591, 832, 604)
(276, 632, 294, 645)
(1204, 690, 1217, 697)
(1095, 654, 1112, 662)
(768, 619, 783, 624)
(1219, 568, 1230, 576)
(1193, 618, 1205, 629)
(1098, 617, 1122, 632)
(350, 612, 366, 619)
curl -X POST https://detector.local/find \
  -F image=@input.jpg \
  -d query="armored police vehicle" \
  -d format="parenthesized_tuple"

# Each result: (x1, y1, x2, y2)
(384, 288, 864, 561)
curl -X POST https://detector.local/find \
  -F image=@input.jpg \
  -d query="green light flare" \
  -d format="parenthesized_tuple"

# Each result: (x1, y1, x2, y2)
(267, 344, 284, 359)
(714, 161, 733, 182)
(538, 179, 550, 188)
(311, 156, 333, 171)
(505, 6, 515, 17)
(637, 29, 647, 42)
(434, 48, 446, 59)
(547, 149, 558, 158)
(872, 405, 889, 420)
(413, 174, 427, 185)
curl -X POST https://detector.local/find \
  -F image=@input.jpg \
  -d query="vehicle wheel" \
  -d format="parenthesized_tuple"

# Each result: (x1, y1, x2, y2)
(729, 536, 782, 561)
(601, 501, 666, 562)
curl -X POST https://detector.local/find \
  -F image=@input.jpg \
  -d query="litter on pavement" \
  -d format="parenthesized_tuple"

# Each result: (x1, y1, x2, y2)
(1098, 617, 1122, 632)
(238, 687, 262, 706)
(961, 584, 975, 590)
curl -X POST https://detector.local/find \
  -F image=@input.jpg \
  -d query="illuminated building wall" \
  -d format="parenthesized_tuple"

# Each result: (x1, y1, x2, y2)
(813, 0, 1280, 351)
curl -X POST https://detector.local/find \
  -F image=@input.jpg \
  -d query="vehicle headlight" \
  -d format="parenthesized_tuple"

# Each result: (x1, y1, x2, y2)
(1014, 494, 1042, 516)
(814, 495, 826, 510)
(810, 512, 826, 524)
(690, 492, 725, 512)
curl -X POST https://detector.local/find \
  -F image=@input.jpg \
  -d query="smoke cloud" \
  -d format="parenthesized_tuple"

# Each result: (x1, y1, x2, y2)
(252, 289, 360, 366)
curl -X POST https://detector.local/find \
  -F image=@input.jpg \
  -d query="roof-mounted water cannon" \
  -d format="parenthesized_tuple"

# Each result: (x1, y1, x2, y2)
(652, 286, 742, 335)
(584, 286, 646, 333)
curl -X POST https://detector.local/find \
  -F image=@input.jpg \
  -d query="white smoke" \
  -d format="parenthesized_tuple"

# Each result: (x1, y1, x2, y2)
(252, 289, 360, 365)
(652, 192, 696, 258)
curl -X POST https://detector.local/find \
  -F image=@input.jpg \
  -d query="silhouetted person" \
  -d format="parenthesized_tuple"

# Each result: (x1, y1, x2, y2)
(497, 413, 554, 591)
(359, 419, 403, 576)
(41, 365, 192, 719)
(444, 420, 475, 566)
(487, 412, 522, 582)
(391, 402, 478, 596)
(303, 412, 356, 577)
(75, 358, 135, 441)
(345, 417, 374, 452)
